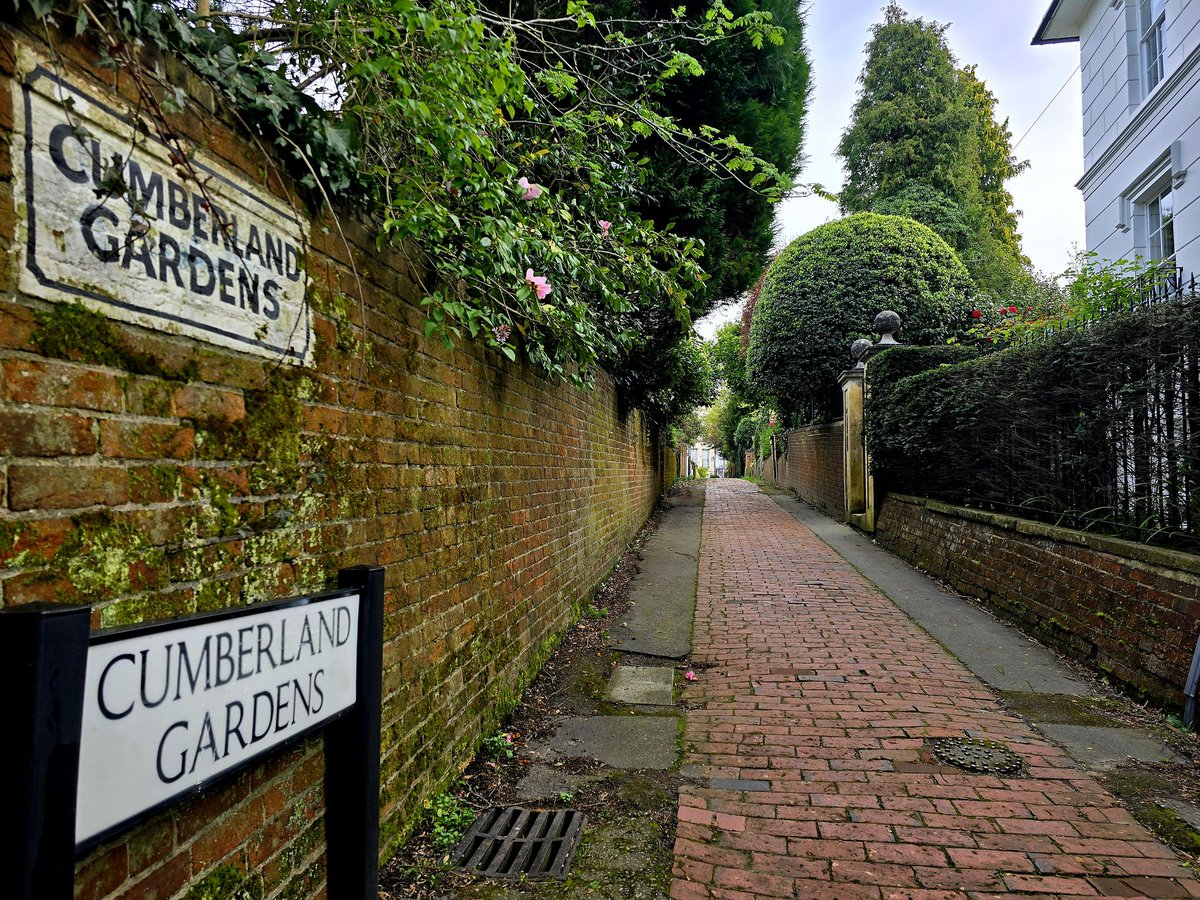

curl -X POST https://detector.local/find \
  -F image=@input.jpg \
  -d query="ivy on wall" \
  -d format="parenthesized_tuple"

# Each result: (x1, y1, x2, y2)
(16, 0, 792, 423)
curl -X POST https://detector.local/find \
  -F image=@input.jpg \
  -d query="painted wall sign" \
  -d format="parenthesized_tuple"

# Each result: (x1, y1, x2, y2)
(10, 47, 311, 364)
(75, 591, 359, 847)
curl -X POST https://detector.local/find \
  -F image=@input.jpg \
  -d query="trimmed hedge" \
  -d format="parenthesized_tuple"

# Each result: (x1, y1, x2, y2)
(747, 213, 972, 421)
(865, 300, 1200, 548)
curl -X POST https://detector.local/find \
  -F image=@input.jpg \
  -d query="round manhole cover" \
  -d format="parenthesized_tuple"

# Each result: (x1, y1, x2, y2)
(931, 737, 1024, 776)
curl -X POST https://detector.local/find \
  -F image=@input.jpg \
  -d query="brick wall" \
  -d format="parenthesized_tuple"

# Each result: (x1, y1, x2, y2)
(769, 424, 845, 520)
(875, 494, 1200, 709)
(0, 23, 664, 900)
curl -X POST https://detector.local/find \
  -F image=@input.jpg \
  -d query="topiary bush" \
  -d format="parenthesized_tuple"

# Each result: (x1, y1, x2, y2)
(747, 213, 972, 420)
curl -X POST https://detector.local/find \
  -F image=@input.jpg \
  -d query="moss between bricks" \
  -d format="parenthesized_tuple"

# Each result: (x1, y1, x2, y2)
(23, 326, 344, 618)
(53, 510, 168, 602)
(185, 863, 263, 900)
(33, 301, 199, 382)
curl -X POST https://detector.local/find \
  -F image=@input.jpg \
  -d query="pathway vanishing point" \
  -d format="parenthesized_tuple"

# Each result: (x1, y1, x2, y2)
(672, 479, 1200, 899)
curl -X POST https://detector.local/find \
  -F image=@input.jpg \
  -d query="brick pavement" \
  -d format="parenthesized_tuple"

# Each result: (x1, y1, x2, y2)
(671, 480, 1200, 899)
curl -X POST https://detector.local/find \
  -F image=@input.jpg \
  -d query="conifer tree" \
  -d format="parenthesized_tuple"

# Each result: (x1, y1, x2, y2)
(838, 3, 1028, 300)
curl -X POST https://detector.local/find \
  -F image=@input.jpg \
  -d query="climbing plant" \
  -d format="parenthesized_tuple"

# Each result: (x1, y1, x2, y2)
(16, 0, 798, 412)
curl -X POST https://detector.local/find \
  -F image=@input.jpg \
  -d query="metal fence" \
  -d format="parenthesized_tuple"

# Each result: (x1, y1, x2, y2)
(871, 287, 1200, 550)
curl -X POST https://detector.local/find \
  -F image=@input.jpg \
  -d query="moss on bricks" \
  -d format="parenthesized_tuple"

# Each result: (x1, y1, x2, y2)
(194, 371, 306, 470)
(33, 301, 199, 382)
(186, 864, 262, 900)
(1137, 804, 1200, 855)
(53, 511, 167, 604)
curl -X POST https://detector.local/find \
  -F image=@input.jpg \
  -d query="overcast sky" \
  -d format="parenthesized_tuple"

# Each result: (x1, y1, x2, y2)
(700, 0, 1085, 338)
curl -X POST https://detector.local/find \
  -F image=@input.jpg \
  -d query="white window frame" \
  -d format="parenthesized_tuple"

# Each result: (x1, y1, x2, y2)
(1117, 142, 1186, 248)
(1138, 0, 1167, 97)
(1145, 181, 1176, 261)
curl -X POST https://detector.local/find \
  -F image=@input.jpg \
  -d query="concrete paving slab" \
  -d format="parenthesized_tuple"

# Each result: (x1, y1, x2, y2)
(765, 490, 1089, 695)
(513, 764, 600, 803)
(608, 485, 702, 659)
(529, 716, 680, 769)
(606, 666, 674, 705)
(1036, 724, 1181, 768)
(1164, 800, 1200, 830)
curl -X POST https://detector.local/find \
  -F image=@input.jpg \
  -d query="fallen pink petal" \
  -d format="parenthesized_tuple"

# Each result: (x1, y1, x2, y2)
(684, 670, 697, 681)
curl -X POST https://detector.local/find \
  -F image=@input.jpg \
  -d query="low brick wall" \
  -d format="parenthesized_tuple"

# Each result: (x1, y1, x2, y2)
(875, 494, 1200, 709)
(771, 424, 845, 520)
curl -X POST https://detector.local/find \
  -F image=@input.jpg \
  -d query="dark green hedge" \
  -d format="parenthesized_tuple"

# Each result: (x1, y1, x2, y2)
(865, 300, 1200, 548)
(865, 344, 982, 470)
(747, 213, 972, 421)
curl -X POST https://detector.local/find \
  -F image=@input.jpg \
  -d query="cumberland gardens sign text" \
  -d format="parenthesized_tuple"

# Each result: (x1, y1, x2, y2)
(12, 47, 311, 364)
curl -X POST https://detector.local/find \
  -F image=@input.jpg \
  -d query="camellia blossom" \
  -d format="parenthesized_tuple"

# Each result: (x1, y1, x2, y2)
(598, 219, 612, 236)
(1008, 306, 1018, 314)
(525, 268, 552, 299)
(971, 309, 982, 319)
(684, 670, 697, 682)
(518, 176, 543, 200)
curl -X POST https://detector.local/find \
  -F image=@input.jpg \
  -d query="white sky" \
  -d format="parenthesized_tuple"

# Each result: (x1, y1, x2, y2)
(698, 0, 1085, 339)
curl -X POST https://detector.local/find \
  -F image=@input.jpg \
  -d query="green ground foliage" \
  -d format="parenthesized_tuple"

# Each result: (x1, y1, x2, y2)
(746, 213, 972, 422)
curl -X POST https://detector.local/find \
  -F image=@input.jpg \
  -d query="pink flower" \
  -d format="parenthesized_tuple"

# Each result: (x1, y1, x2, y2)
(518, 177, 543, 200)
(684, 670, 697, 682)
(493, 324, 511, 343)
(525, 268, 552, 299)
(598, 219, 612, 236)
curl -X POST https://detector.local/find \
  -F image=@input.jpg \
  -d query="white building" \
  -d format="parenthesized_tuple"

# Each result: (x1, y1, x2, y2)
(1034, 0, 1200, 275)
(687, 442, 727, 478)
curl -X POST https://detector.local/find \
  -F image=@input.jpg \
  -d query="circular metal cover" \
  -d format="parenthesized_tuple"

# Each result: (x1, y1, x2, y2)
(931, 737, 1024, 776)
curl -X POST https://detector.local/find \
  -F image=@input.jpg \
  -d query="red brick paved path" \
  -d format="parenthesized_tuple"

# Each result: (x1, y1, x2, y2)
(672, 480, 1200, 899)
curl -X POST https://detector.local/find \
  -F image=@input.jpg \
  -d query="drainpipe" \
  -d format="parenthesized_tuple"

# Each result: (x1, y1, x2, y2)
(1185, 630, 1200, 731)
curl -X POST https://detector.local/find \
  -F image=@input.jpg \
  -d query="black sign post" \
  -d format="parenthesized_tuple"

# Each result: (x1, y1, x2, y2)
(326, 565, 386, 898)
(1, 566, 385, 900)
(2, 601, 91, 900)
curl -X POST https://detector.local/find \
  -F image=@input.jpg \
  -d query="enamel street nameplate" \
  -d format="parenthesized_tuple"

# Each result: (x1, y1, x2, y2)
(75, 593, 358, 847)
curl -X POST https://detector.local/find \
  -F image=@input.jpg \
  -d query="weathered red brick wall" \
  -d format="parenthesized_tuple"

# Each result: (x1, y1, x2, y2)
(875, 494, 1200, 709)
(0, 23, 663, 900)
(770, 424, 845, 520)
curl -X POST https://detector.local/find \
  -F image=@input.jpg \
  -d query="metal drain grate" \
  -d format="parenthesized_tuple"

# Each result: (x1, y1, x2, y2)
(451, 807, 586, 880)
(931, 737, 1025, 776)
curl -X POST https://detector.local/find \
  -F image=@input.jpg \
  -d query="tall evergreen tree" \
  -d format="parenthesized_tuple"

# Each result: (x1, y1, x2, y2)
(838, 3, 1027, 300)
(959, 64, 1027, 265)
(837, 3, 974, 213)
(639, 0, 811, 312)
